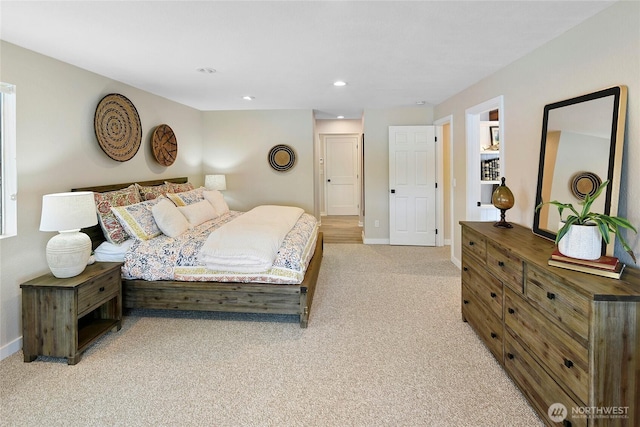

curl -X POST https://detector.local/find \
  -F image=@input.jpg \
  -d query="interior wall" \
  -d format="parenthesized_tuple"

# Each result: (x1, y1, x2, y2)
(435, 0, 640, 266)
(0, 41, 204, 358)
(361, 106, 434, 243)
(201, 110, 315, 213)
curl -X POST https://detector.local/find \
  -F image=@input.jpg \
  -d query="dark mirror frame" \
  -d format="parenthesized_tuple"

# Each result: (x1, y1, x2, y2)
(532, 85, 627, 256)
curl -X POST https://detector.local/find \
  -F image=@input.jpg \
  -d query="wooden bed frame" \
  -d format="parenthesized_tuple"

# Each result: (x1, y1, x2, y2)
(73, 177, 323, 328)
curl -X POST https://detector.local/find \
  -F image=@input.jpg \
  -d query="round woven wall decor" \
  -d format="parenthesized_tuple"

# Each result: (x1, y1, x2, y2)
(151, 124, 178, 166)
(268, 144, 296, 171)
(94, 93, 142, 162)
(570, 171, 602, 200)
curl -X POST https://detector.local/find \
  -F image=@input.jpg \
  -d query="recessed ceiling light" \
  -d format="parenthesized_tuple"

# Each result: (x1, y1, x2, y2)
(416, 101, 426, 105)
(333, 81, 347, 87)
(242, 96, 255, 101)
(196, 67, 216, 74)
(337, 115, 345, 119)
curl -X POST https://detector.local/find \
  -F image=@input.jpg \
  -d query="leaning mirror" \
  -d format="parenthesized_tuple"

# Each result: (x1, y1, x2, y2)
(533, 85, 627, 256)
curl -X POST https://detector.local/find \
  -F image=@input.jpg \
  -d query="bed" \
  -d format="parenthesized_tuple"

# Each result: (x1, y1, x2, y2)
(73, 177, 323, 328)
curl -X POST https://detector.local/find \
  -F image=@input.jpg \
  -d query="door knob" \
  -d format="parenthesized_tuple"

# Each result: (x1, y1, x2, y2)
(327, 179, 331, 182)
(390, 189, 396, 194)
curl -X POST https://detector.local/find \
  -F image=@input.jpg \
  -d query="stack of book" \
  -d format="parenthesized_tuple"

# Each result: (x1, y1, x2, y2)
(547, 249, 625, 279)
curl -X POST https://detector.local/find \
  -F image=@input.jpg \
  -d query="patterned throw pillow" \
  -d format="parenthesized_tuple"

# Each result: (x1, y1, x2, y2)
(111, 197, 164, 240)
(165, 181, 194, 193)
(136, 183, 169, 201)
(166, 187, 206, 207)
(94, 184, 141, 244)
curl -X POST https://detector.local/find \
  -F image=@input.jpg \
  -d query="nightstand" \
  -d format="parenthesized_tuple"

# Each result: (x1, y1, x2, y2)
(21, 262, 122, 365)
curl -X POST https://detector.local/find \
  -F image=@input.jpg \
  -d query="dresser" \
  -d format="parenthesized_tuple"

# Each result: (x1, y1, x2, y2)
(460, 222, 639, 427)
(21, 262, 122, 365)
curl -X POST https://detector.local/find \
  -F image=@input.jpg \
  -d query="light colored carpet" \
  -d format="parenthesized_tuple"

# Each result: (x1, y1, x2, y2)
(0, 244, 543, 426)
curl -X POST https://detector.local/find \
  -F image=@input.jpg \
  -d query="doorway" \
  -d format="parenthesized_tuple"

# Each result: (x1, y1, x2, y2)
(323, 134, 361, 216)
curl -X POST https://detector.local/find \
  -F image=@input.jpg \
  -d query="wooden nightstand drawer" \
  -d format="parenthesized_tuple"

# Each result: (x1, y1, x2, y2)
(462, 227, 487, 264)
(77, 267, 120, 316)
(462, 260, 503, 319)
(504, 287, 588, 404)
(486, 240, 523, 293)
(462, 283, 503, 362)
(526, 263, 590, 342)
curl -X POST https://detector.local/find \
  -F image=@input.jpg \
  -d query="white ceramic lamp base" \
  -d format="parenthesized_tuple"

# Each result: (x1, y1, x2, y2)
(46, 230, 92, 278)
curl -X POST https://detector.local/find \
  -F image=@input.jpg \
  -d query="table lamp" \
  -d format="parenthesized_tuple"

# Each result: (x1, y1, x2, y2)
(205, 174, 227, 191)
(39, 192, 98, 278)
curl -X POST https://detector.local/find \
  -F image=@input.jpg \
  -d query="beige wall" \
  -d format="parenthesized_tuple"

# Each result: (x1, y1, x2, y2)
(201, 110, 315, 213)
(0, 41, 205, 358)
(435, 1, 640, 265)
(362, 107, 434, 242)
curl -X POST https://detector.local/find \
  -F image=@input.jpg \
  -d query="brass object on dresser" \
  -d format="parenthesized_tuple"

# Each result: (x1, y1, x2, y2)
(21, 262, 123, 365)
(460, 222, 639, 427)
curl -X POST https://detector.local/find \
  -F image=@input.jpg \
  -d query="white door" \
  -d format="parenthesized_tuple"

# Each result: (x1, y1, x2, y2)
(389, 126, 436, 246)
(325, 134, 359, 215)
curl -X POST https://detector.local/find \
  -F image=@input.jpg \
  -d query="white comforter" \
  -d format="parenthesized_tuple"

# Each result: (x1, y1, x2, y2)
(198, 205, 304, 273)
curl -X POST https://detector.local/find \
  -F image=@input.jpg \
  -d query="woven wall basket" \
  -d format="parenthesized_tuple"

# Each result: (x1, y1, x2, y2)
(151, 124, 178, 166)
(94, 93, 142, 162)
(268, 144, 296, 171)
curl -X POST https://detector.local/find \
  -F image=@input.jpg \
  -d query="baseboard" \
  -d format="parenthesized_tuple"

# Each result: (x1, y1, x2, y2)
(444, 238, 451, 246)
(1, 335, 22, 361)
(363, 236, 390, 244)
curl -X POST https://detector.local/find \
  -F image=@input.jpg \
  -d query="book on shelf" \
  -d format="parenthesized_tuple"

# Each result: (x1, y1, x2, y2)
(548, 258, 625, 279)
(550, 249, 620, 271)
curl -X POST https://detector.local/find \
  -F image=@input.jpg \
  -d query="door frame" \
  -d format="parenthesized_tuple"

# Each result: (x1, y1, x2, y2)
(320, 133, 362, 216)
(434, 115, 453, 250)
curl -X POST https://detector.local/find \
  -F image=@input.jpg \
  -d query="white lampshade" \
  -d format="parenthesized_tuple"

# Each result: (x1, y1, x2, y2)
(40, 192, 98, 278)
(205, 174, 227, 191)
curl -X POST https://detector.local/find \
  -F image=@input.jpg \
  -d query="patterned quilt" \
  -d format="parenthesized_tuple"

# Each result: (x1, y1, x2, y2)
(122, 211, 318, 284)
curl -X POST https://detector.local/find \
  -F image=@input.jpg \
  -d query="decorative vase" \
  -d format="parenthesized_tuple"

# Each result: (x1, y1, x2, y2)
(492, 177, 514, 228)
(557, 222, 602, 260)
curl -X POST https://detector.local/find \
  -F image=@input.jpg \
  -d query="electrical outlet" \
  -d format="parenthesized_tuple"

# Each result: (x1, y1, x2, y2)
(374, 220, 380, 228)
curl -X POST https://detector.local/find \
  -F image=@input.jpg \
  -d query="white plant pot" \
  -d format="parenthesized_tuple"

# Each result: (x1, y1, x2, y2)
(557, 222, 602, 260)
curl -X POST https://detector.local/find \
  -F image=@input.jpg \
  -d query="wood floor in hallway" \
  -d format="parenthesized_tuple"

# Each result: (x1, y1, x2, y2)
(319, 215, 362, 244)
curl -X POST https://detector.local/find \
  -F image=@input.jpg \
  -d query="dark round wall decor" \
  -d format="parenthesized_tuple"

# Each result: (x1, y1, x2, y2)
(151, 124, 178, 166)
(268, 144, 296, 171)
(570, 171, 602, 200)
(94, 93, 142, 162)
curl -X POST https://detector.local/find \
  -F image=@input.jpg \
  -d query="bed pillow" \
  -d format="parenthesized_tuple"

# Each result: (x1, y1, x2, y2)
(136, 183, 169, 201)
(203, 190, 230, 216)
(152, 198, 190, 238)
(165, 181, 195, 193)
(178, 199, 217, 227)
(94, 184, 141, 244)
(166, 187, 206, 207)
(111, 197, 164, 240)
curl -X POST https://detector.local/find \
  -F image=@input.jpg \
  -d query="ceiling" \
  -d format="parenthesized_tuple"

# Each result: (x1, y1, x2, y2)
(0, 1, 615, 119)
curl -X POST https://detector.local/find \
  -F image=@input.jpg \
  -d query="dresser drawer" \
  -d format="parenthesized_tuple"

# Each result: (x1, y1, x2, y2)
(462, 227, 487, 265)
(526, 263, 590, 343)
(462, 283, 503, 362)
(462, 260, 503, 319)
(504, 333, 587, 427)
(504, 287, 589, 405)
(486, 241, 523, 293)
(77, 268, 120, 316)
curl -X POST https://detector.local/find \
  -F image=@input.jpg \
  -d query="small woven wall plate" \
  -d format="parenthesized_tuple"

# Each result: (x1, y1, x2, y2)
(94, 93, 142, 162)
(268, 144, 296, 171)
(570, 171, 602, 199)
(151, 124, 178, 166)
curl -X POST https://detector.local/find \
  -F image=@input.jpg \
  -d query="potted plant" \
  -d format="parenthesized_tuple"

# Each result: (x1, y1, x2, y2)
(536, 180, 637, 263)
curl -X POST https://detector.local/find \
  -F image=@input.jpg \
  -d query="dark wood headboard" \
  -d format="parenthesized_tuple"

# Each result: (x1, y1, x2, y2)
(72, 177, 188, 249)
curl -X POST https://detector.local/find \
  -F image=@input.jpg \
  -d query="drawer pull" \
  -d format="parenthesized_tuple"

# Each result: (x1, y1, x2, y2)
(463, 300, 469, 305)
(497, 261, 505, 267)
(469, 241, 474, 246)
(507, 308, 515, 314)
(507, 353, 514, 360)
(490, 292, 497, 298)
(564, 358, 574, 368)
(490, 332, 497, 339)
(547, 291, 556, 300)
(463, 267, 468, 271)
(99, 286, 105, 292)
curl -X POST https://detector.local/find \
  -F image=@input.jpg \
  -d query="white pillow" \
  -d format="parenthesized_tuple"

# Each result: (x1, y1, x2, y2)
(203, 190, 229, 216)
(178, 199, 217, 226)
(152, 198, 190, 238)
